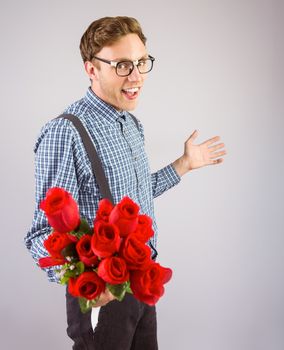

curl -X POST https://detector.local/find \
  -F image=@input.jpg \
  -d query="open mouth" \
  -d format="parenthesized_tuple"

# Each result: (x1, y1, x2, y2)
(121, 87, 140, 100)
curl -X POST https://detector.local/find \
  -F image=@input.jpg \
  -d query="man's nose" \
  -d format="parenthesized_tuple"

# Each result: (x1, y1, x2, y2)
(128, 65, 142, 82)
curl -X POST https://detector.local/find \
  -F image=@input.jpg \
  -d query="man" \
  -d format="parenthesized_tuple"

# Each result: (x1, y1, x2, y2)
(25, 16, 226, 349)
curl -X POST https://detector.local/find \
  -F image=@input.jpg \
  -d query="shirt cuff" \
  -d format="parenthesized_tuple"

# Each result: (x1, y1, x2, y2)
(161, 163, 181, 187)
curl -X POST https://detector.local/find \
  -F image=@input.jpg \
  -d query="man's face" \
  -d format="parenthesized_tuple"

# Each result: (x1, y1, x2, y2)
(88, 33, 148, 111)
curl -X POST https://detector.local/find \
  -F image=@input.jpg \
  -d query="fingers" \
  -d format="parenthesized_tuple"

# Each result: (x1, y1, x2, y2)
(204, 136, 221, 146)
(186, 130, 198, 143)
(207, 137, 226, 165)
(208, 140, 226, 164)
(208, 142, 225, 152)
(209, 150, 227, 159)
(92, 289, 116, 308)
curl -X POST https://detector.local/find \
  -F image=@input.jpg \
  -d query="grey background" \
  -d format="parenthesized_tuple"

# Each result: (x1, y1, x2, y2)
(1, 0, 283, 349)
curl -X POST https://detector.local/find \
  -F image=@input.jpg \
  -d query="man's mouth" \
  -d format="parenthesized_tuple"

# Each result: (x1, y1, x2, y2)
(121, 87, 140, 99)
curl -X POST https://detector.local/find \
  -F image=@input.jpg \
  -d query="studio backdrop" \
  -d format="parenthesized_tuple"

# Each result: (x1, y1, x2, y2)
(0, 0, 283, 349)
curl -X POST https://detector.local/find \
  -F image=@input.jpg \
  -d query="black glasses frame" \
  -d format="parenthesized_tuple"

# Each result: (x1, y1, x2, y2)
(92, 55, 155, 77)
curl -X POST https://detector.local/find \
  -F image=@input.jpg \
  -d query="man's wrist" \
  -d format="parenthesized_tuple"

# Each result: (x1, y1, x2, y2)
(171, 156, 191, 177)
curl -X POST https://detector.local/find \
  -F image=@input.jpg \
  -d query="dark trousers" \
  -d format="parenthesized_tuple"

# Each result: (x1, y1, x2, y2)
(66, 289, 158, 350)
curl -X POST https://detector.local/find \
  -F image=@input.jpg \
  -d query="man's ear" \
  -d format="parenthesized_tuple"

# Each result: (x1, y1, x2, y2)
(84, 61, 98, 81)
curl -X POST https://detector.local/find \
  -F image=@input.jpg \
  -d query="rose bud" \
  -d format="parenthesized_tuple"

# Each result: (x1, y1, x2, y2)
(40, 187, 80, 232)
(109, 197, 139, 237)
(38, 256, 66, 268)
(68, 271, 106, 300)
(94, 198, 114, 224)
(91, 221, 120, 258)
(44, 231, 77, 259)
(119, 235, 152, 270)
(131, 214, 154, 243)
(76, 235, 99, 267)
(130, 262, 172, 306)
(98, 256, 129, 285)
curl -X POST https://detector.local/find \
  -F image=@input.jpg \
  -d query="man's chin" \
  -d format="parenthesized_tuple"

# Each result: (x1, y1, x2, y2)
(123, 100, 139, 112)
(112, 97, 139, 112)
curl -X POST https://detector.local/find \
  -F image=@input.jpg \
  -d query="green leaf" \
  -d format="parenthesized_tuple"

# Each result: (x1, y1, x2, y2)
(76, 261, 85, 274)
(63, 269, 77, 278)
(71, 219, 93, 238)
(78, 297, 99, 313)
(78, 218, 93, 234)
(125, 281, 133, 294)
(60, 276, 70, 285)
(107, 282, 128, 302)
(70, 230, 84, 239)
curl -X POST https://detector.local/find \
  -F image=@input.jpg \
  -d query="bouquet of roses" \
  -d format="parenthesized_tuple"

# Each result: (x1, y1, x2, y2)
(38, 187, 172, 313)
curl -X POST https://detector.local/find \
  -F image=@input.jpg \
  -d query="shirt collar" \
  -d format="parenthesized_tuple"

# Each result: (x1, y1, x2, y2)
(85, 87, 126, 125)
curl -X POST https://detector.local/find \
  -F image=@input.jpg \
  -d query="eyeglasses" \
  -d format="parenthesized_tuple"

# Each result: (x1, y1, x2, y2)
(92, 55, 155, 77)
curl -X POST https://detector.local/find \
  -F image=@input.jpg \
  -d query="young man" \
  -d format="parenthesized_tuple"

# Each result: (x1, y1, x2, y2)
(25, 16, 226, 350)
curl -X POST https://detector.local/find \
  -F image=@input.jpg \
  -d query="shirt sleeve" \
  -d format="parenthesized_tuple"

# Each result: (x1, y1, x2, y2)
(137, 118, 181, 198)
(24, 118, 82, 283)
(151, 164, 181, 198)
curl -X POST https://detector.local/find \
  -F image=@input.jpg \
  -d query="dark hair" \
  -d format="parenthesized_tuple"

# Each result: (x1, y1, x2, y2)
(80, 16, 147, 62)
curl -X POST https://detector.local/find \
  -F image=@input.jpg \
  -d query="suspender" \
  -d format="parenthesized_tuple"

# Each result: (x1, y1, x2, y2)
(59, 113, 114, 201)
(58, 113, 158, 259)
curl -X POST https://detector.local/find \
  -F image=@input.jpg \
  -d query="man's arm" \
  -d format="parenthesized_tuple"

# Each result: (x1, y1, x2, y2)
(24, 118, 81, 282)
(25, 117, 117, 305)
(150, 164, 181, 198)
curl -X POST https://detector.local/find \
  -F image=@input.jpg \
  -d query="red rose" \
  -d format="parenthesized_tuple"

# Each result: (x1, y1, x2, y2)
(68, 271, 106, 300)
(91, 222, 121, 258)
(44, 231, 77, 259)
(94, 198, 114, 223)
(131, 214, 154, 243)
(119, 236, 152, 270)
(76, 235, 99, 267)
(38, 256, 66, 268)
(98, 257, 129, 285)
(130, 262, 172, 306)
(109, 197, 139, 237)
(68, 276, 77, 297)
(40, 187, 80, 233)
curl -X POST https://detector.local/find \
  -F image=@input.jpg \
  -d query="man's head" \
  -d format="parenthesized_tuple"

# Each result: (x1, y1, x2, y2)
(80, 16, 153, 111)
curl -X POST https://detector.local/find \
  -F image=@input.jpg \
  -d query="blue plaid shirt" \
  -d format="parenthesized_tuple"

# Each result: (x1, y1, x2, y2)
(24, 87, 180, 282)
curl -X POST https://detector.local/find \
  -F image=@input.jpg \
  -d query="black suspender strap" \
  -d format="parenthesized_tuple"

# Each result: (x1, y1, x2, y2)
(59, 113, 114, 202)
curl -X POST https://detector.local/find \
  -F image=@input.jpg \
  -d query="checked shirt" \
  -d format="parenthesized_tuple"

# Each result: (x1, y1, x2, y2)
(24, 87, 180, 282)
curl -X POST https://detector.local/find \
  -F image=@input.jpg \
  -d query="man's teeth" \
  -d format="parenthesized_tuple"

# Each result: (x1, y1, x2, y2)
(123, 87, 139, 93)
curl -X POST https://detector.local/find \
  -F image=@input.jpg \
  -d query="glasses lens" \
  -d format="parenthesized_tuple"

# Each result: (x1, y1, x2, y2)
(116, 61, 134, 76)
(116, 57, 154, 76)
(137, 58, 153, 74)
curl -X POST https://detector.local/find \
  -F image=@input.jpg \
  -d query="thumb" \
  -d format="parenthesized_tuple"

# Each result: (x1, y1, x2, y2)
(186, 130, 198, 144)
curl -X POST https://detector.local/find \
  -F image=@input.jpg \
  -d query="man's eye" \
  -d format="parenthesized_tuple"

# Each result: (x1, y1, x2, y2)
(138, 60, 147, 67)
(117, 62, 132, 70)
